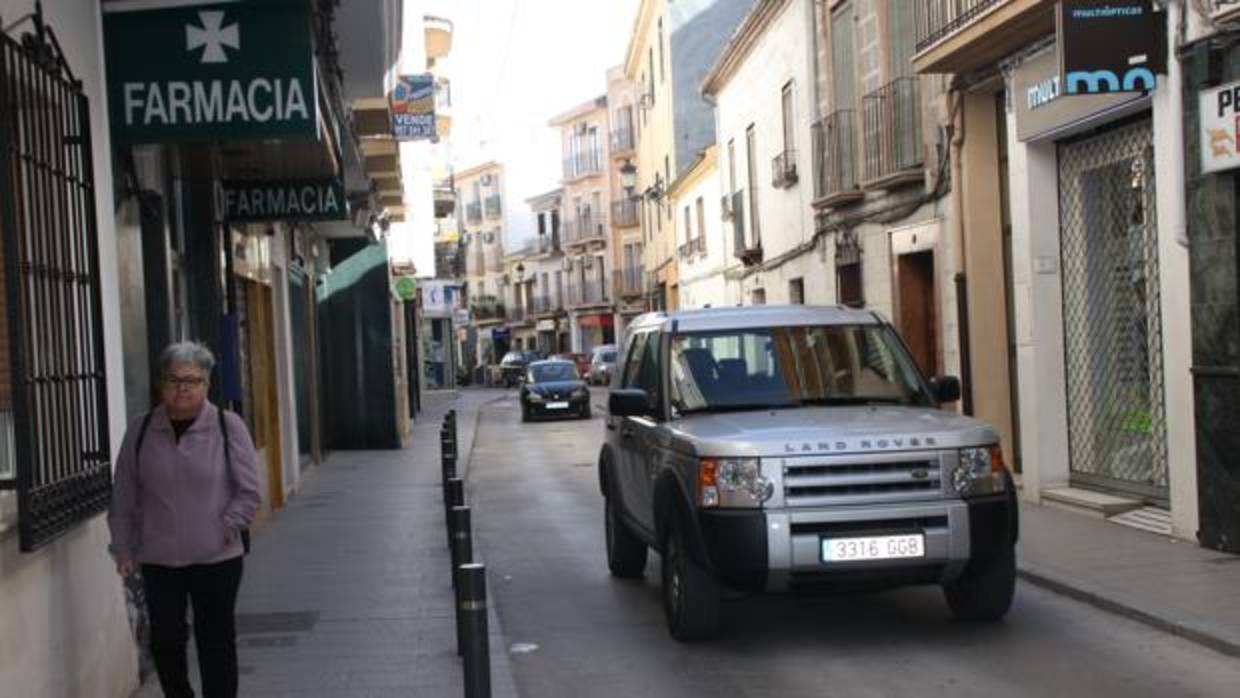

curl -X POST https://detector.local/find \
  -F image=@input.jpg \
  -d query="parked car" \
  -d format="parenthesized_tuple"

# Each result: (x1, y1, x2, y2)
(499, 351, 541, 387)
(587, 344, 618, 386)
(519, 359, 592, 421)
(556, 352, 591, 379)
(598, 305, 1017, 641)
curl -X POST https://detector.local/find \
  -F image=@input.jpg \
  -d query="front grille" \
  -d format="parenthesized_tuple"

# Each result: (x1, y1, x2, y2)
(789, 516, 948, 537)
(782, 454, 941, 507)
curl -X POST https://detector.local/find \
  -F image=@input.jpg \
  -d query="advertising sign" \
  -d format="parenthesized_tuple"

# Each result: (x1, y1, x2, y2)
(393, 276, 418, 302)
(391, 74, 436, 141)
(1057, 0, 1165, 95)
(1013, 50, 1143, 141)
(221, 179, 347, 222)
(102, 0, 318, 144)
(1199, 81, 1240, 175)
(421, 280, 456, 318)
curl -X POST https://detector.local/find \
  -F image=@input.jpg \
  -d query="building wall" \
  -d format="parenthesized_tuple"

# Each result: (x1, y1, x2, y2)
(671, 150, 726, 309)
(0, 2, 137, 696)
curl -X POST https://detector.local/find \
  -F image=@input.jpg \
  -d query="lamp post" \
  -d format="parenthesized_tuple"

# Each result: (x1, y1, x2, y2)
(620, 159, 637, 199)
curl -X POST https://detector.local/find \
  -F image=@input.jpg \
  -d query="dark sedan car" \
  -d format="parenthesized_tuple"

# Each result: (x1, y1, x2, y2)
(519, 360, 592, 421)
(500, 350, 542, 387)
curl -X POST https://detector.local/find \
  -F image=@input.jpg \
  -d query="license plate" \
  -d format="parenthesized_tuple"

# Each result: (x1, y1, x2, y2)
(546, 401, 569, 409)
(822, 534, 925, 563)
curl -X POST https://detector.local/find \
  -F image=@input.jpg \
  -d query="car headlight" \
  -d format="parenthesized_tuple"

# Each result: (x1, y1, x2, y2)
(951, 446, 1007, 497)
(573, 386, 589, 398)
(527, 392, 544, 403)
(699, 458, 773, 508)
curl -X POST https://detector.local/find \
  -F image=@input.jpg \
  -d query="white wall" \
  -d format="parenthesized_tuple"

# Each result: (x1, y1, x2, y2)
(0, 2, 138, 696)
(713, 0, 817, 304)
(674, 163, 728, 309)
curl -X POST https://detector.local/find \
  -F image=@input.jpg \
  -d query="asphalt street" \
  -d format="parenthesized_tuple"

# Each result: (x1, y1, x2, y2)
(468, 390, 1240, 698)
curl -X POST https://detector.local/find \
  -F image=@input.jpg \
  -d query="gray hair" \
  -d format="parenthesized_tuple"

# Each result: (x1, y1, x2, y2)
(160, 341, 216, 378)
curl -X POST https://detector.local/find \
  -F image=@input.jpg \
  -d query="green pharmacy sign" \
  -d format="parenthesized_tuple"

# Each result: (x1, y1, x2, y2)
(103, 0, 318, 143)
(221, 179, 347, 222)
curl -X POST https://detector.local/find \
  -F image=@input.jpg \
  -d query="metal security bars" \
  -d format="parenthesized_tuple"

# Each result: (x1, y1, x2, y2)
(862, 78, 923, 183)
(915, 0, 1004, 53)
(811, 110, 859, 201)
(1057, 119, 1168, 504)
(0, 17, 112, 551)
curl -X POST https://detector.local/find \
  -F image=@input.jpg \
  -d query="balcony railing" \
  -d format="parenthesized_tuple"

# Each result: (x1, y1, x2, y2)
(484, 194, 502, 218)
(532, 294, 563, 315)
(536, 233, 561, 255)
(772, 149, 798, 188)
(470, 297, 506, 323)
(812, 110, 860, 202)
(507, 305, 528, 324)
(614, 267, 645, 298)
(610, 127, 635, 154)
(568, 279, 609, 307)
(862, 78, 923, 184)
(465, 201, 482, 224)
(563, 151, 604, 180)
(731, 190, 761, 265)
(611, 197, 639, 228)
(563, 214, 608, 245)
(915, 0, 1004, 53)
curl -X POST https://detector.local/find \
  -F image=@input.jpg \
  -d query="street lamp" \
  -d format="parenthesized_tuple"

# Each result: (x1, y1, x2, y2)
(515, 262, 525, 282)
(620, 159, 637, 198)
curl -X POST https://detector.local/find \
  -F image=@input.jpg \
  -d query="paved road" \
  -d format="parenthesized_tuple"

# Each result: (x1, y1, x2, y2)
(469, 393, 1240, 698)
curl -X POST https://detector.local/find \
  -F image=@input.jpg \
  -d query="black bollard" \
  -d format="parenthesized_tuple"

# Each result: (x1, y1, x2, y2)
(459, 563, 491, 698)
(442, 451, 457, 483)
(444, 478, 464, 547)
(440, 428, 457, 459)
(450, 505, 473, 655)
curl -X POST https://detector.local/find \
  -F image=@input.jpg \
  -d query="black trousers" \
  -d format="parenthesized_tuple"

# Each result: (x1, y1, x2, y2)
(142, 557, 244, 698)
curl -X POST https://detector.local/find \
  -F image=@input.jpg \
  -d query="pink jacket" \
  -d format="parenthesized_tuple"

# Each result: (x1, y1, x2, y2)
(108, 402, 263, 567)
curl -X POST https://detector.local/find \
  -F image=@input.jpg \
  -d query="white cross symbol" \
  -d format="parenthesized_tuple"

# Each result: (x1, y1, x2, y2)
(186, 10, 239, 64)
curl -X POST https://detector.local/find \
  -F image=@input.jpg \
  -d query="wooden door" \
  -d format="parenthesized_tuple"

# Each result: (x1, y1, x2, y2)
(246, 281, 284, 511)
(897, 251, 937, 377)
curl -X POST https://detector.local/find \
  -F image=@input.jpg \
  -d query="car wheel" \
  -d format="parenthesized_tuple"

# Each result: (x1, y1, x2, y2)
(943, 539, 1016, 622)
(581, 404, 592, 420)
(661, 519, 721, 642)
(521, 404, 531, 423)
(605, 496, 647, 578)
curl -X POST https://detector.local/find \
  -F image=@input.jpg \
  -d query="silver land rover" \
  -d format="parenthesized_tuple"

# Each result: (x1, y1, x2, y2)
(598, 305, 1018, 641)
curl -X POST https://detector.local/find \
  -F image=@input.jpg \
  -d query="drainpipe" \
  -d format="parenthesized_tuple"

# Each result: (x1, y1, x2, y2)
(948, 85, 974, 415)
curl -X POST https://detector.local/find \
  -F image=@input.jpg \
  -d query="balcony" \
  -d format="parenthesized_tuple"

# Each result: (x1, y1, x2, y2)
(433, 177, 455, 218)
(563, 214, 608, 246)
(610, 127, 635, 156)
(531, 294, 564, 317)
(771, 149, 799, 189)
(731, 190, 761, 266)
(913, 0, 1054, 75)
(614, 267, 645, 299)
(465, 201, 482, 224)
(485, 194, 502, 219)
(563, 151, 604, 181)
(470, 296, 506, 325)
(862, 78, 924, 188)
(507, 304, 532, 326)
(812, 110, 862, 207)
(568, 279, 610, 308)
(611, 197, 639, 228)
(536, 232, 561, 255)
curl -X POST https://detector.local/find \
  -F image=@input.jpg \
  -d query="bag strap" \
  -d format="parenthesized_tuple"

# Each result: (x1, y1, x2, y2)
(218, 406, 232, 470)
(134, 411, 154, 461)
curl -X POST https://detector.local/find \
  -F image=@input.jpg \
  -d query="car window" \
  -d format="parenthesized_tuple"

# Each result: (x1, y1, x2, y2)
(621, 333, 647, 388)
(634, 333, 661, 407)
(601, 351, 616, 362)
(530, 363, 577, 382)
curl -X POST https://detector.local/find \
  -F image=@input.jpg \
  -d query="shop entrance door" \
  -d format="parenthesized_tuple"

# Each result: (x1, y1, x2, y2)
(1058, 118, 1168, 504)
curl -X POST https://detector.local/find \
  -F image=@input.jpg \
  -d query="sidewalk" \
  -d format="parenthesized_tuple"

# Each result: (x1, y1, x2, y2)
(1017, 500, 1240, 657)
(135, 389, 518, 697)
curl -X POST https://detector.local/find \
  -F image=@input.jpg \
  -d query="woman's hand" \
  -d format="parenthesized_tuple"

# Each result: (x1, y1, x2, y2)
(116, 559, 135, 577)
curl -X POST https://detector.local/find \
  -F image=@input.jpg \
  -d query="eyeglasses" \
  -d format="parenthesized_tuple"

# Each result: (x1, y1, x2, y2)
(164, 375, 206, 389)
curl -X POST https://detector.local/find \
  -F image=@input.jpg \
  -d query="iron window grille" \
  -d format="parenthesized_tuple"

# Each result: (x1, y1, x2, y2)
(862, 78, 924, 184)
(915, 0, 1003, 54)
(0, 12, 113, 552)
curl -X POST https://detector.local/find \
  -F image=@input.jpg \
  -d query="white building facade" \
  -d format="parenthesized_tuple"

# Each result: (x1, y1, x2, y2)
(669, 146, 731, 309)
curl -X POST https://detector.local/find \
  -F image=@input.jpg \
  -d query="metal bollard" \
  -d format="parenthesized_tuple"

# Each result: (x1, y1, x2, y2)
(458, 563, 491, 698)
(442, 451, 457, 483)
(440, 428, 457, 459)
(450, 505, 473, 655)
(444, 478, 464, 547)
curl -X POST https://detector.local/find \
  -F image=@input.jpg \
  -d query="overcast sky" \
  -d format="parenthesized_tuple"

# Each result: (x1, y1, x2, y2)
(423, 0, 639, 246)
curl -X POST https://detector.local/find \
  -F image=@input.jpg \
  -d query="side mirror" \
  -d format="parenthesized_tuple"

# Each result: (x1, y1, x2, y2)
(609, 388, 650, 417)
(930, 375, 961, 404)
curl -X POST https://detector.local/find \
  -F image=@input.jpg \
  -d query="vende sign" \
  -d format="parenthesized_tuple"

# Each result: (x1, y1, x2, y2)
(221, 179, 347, 222)
(1199, 81, 1240, 175)
(103, 0, 317, 143)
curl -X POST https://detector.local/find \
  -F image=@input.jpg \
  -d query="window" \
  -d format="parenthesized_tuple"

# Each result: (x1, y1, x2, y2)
(664, 156, 672, 220)
(887, 0, 916, 80)
(781, 81, 796, 154)
(640, 72, 648, 127)
(683, 206, 692, 252)
(0, 27, 112, 550)
(537, 212, 546, 236)
(695, 197, 706, 254)
(752, 288, 766, 306)
(745, 124, 760, 245)
(648, 49, 655, 106)
(832, 4, 856, 110)
(621, 333, 648, 388)
(728, 139, 737, 194)
(790, 278, 805, 304)
(837, 263, 863, 307)
(635, 333, 661, 407)
(658, 18, 666, 83)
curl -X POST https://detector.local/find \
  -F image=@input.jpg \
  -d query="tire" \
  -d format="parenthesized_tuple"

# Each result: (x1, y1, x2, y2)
(604, 496, 647, 578)
(943, 539, 1016, 622)
(520, 404, 531, 423)
(661, 520, 721, 641)
(581, 405, 593, 420)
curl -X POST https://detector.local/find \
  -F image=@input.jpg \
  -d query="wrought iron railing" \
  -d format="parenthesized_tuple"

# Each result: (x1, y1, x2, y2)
(470, 297, 506, 322)
(0, 19, 113, 552)
(563, 151, 604, 180)
(732, 190, 761, 265)
(532, 294, 563, 315)
(915, 0, 1004, 53)
(610, 127, 635, 154)
(611, 197, 640, 228)
(614, 268, 645, 298)
(862, 78, 923, 183)
(568, 279, 609, 306)
(772, 149, 799, 188)
(536, 233, 560, 254)
(812, 110, 860, 201)
(564, 214, 608, 244)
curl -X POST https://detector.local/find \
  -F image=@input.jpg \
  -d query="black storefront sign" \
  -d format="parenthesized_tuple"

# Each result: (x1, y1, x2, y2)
(1058, 0, 1166, 95)
(222, 178, 348, 222)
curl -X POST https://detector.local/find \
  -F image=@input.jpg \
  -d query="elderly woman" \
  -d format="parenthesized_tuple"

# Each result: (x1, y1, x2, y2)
(108, 341, 262, 698)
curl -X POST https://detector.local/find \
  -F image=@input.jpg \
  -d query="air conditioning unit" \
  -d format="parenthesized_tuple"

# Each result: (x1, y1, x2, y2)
(1213, 1, 1240, 24)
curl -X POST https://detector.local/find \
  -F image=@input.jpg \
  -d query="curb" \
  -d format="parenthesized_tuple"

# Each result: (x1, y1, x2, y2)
(1017, 563, 1240, 658)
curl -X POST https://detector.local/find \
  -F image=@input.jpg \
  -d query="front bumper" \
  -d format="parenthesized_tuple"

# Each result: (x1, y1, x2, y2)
(524, 394, 590, 416)
(697, 494, 1015, 593)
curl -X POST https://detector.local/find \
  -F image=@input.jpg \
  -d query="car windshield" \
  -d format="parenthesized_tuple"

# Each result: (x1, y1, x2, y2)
(600, 351, 617, 363)
(669, 325, 933, 414)
(530, 363, 579, 383)
(501, 352, 525, 364)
